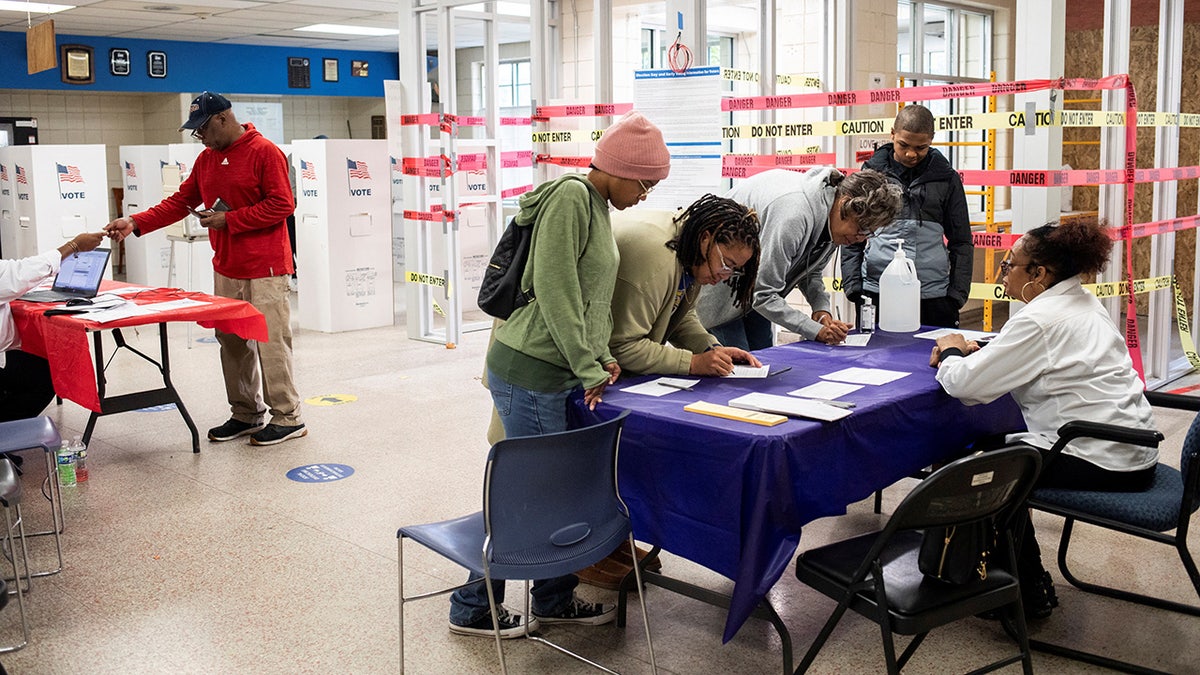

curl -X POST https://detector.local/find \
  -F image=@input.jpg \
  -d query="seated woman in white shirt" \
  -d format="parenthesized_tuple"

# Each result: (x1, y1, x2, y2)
(928, 217, 1156, 619)
(0, 232, 107, 423)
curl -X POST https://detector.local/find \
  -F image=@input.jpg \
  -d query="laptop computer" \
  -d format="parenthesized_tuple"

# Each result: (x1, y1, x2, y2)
(20, 248, 111, 303)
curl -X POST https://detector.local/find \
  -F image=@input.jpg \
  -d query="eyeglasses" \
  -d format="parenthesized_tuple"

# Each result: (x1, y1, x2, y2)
(714, 242, 744, 279)
(191, 115, 217, 140)
(638, 179, 656, 198)
(999, 258, 1028, 275)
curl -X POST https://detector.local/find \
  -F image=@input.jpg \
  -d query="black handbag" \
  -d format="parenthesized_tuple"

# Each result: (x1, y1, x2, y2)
(918, 519, 996, 584)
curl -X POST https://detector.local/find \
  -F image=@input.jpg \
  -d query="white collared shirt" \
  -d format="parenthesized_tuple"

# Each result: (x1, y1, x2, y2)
(0, 249, 61, 368)
(936, 275, 1157, 472)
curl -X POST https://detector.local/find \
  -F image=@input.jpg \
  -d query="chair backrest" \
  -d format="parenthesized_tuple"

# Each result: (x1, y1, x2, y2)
(482, 411, 631, 571)
(886, 445, 1043, 536)
(1180, 412, 1200, 518)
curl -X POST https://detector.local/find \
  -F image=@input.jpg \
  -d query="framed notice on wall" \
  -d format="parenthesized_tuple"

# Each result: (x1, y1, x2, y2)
(323, 58, 338, 82)
(60, 44, 94, 85)
(288, 57, 311, 88)
(109, 48, 130, 76)
(147, 51, 167, 78)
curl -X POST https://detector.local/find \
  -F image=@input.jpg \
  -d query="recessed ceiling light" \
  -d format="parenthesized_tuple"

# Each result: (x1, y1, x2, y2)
(143, 4, 180, 10)
(295, 23, 398, 37)
(0, 0, 74, 13)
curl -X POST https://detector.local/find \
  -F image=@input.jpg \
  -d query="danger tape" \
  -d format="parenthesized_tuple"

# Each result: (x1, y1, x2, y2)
(535, 103, 633, 119)
(405, 271, 447, 288)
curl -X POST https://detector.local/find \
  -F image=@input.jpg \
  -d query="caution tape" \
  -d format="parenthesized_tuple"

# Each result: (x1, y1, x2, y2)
(531, 129, 607, 144)
(720, 68, 823, 88)
(1173, 277, 1200, 368)
(405, 271, 447, 288)
(965, 274, 1173, 302)
(534, 103, 633, 119)
(501, 184, 534, 199)
(958, 165, 1200, 188)
(971, 214, 1200, 250)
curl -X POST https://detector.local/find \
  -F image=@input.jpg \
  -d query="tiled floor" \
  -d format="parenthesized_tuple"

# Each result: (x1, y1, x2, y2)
(1, 291, 1198, 674)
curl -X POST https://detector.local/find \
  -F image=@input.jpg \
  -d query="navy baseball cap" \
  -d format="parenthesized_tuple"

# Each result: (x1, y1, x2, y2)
(180, 91, 232, 131)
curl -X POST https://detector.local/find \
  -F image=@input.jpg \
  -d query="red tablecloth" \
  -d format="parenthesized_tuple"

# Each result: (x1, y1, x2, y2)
(12, 282, 268, 412)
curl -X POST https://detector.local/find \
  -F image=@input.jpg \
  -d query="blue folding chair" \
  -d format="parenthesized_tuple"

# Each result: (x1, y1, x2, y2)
(397, 410, 656, 674)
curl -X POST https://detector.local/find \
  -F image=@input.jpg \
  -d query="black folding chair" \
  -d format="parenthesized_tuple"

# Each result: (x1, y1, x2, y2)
(794, 445, 1042, 674)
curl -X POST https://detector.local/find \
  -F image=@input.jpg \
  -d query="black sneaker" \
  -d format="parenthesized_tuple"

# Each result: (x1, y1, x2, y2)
(448, 608, 539, 639)
(208, 419, 265, 442)
(249, 423, 308, 446)
(1023, 570, 1060, 620)
(533, 597, 616, 626)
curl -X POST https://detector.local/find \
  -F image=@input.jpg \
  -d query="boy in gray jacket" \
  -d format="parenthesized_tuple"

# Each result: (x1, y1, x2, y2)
(841, 104, 973, 328)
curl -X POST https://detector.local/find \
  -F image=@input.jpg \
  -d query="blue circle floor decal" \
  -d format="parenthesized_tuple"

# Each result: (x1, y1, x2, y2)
(286, 463, 355, 482)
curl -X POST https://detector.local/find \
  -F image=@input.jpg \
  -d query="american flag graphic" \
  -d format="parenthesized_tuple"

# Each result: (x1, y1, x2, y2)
(346, 159, 371, 180)
(57, 164, 85, 184)
(300, 159, 317, 181)
(124, 161, 137, 178)
(15, 166, 28, 185)
(0, 164, 7, 182)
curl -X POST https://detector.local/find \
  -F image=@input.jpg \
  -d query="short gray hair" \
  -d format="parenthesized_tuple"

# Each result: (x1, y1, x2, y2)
(832, 169, 903, 233)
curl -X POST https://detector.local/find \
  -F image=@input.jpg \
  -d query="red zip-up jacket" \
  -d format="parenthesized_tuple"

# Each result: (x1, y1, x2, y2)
(132, 123, 295, 279)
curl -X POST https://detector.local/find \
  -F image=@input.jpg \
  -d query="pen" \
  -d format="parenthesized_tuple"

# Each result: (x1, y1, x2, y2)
(658, 381, 695, 391)
(768, 366, 792, 377)
(802, 398, 856, 409)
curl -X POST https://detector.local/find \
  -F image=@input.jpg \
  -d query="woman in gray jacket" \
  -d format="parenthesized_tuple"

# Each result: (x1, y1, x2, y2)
(696, 168, 902, 349)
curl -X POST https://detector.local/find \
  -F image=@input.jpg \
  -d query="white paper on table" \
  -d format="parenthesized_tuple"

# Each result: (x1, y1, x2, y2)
(137, 298, 212, 312)
(820, 367, 911, 386)
(622, 377, 701, 397)
(788, 381, 864, 400)
(724, 364, 770, 378)
(914, 327, 998, 342)
(72, 294, 126, 311)
(83, 304, 156, 323)
(728, 392, 853, 422)
(105, 286, 152, 296)
(839, 333, 872, 347)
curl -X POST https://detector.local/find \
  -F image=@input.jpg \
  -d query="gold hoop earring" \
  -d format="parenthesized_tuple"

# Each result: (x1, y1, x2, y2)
(1020, 281, 1046, 303)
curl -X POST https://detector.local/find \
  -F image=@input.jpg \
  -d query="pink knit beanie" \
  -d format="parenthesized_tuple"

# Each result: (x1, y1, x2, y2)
(591, 111, 671, 181)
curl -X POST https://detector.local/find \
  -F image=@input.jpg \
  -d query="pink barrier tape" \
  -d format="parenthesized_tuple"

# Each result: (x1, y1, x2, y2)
(958, 165, 1200, 187)
(721, 153, 837, 168)
(401, 151, 534, 176)
(534, 103, 634, 118)
(501, 185, 534, 199)
(534, 154, 592, 168)
(400, 114, 531, 127)
(404, 209, 454, 222)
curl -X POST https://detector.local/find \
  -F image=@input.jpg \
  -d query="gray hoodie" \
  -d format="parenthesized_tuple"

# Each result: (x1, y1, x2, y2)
(695, 167, 839, 340)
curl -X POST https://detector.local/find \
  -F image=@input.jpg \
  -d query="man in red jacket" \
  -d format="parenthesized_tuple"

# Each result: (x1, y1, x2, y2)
(104, 92, 306, 446)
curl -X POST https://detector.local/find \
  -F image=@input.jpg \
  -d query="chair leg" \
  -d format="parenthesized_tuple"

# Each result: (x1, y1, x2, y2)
(397, 536, 405, 675)
(482, 571, 508, 675)
(0, 506, 29, 653)
(627, 535, 658, 673)
(1056, 519, 1200, 616)
(794, 596, 854, 673)
(873, 489, 883, 515)
(894, 632, 927, 671)
(874, 580, 900, 675)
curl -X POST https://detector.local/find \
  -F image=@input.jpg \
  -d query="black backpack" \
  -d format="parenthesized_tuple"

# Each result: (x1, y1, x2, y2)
(477, 216, 534, 319)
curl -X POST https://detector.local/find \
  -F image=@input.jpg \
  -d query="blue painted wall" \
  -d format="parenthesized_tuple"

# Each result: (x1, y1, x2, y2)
(0, 31, 398, 97)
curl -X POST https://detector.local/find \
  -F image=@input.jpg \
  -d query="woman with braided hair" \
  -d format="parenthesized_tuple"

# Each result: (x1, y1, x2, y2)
(608, 193, 763, 377)
(930, 217, 1157, 618)
(696, 167, 903, 349)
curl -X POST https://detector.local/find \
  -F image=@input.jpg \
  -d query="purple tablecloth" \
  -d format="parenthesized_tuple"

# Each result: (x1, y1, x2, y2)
(572, 330, 1024, 642)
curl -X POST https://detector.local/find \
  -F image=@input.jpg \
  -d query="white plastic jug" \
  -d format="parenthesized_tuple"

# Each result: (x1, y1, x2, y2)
(879, 239, 920, 332)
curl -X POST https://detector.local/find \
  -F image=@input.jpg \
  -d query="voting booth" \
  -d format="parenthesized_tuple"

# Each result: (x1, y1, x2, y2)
(0, 147, 16, 259)
(3, 145, 110, 264)
(119, 145, 171, 287)
(292, 138, 394, 332)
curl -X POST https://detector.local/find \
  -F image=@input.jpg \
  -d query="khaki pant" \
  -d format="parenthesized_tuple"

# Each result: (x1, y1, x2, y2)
(213, 272, 303, 427)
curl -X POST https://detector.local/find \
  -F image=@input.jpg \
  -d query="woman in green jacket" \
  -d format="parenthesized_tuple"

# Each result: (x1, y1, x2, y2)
(451, 110, 671, 638)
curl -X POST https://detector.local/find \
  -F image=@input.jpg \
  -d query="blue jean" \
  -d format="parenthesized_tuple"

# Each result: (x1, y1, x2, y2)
(707, 310, 775, 351)
(448, 369, 579, 625)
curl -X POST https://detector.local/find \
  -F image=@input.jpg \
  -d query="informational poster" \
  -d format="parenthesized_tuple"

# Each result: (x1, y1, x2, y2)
(232, 102, 284, 145)
(634, 65, 724, 211)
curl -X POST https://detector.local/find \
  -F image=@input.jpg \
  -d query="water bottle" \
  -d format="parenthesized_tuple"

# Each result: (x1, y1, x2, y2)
(879, 239, 921, 332)
(57, 441, 77, 487)
(860, 297, 876, 334)
(72, 436, 89, 483)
